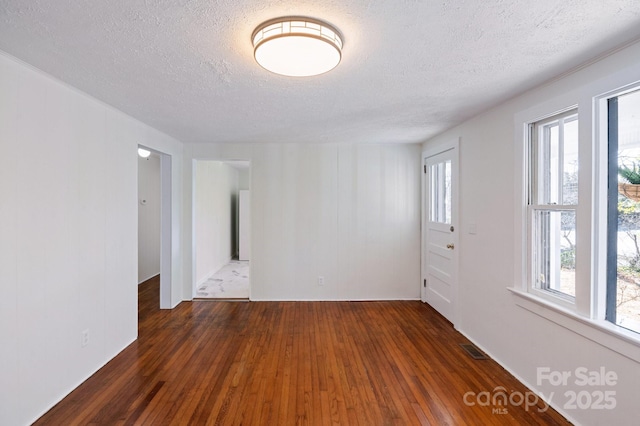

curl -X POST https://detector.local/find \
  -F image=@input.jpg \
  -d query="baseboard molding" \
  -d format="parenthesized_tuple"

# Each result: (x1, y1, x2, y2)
(138, 271, 160, 285)
(248, 298, 422, 302)
(455, 328, 580, 426)
(29, 336, 137, 425)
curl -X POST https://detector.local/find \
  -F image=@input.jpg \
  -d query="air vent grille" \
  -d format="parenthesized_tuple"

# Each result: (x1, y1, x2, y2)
(459, 343, 488, 360)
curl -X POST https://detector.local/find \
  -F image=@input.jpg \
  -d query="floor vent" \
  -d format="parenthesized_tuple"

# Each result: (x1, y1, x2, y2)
(459, 343, 488, 360)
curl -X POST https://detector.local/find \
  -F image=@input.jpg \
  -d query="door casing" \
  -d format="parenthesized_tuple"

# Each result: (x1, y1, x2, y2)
(422, 138, 460, 327)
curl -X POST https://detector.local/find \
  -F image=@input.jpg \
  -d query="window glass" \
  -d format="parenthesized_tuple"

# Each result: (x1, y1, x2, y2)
(429, 160, 451, 224)
(563, 118, 579, 204)
(529, 110, 578, 302)
(533, 210, 576, 298)
(535, 115, 579, 205)
(609, 89, 640, 333)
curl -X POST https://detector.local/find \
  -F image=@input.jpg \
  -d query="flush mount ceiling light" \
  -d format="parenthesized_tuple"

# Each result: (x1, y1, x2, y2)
(138, 148, 151, 158)
(252, 17, 343, 77)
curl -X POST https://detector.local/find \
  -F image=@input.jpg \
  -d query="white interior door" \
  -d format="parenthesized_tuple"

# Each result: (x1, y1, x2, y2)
(423, 146, 458, 324)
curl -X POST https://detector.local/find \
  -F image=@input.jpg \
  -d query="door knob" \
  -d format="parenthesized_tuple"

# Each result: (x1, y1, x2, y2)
(446, 244, 455, 249)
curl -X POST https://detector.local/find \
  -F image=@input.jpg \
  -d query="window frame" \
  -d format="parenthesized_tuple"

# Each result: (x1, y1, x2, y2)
(526, 108, 580, 309)
(512, 76, 640, 363)
(595, 83, 640, 330)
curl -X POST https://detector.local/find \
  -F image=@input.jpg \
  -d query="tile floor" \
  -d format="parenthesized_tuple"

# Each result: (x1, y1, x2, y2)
(196, 260, 249, 299)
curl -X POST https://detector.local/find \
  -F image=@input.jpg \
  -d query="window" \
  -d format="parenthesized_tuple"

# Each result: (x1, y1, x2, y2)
(429, 160, 451, 224)
(516, 80, 640, 360)
(606, 88, 640, 334)
(528, 110, 579, 304)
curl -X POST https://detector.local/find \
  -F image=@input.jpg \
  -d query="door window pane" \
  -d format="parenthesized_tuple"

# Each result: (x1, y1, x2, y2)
(429, 160, 451, 224)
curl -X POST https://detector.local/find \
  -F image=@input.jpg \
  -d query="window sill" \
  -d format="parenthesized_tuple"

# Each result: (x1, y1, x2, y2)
(508, 287, 640, 363)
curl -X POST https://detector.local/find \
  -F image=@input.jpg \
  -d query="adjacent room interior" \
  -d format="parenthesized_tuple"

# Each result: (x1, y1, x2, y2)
(138, 147, 161, 290)
(193, 160, 251, 300)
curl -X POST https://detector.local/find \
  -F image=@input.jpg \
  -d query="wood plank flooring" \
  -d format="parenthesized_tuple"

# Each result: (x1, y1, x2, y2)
(35, 277, 570, 425)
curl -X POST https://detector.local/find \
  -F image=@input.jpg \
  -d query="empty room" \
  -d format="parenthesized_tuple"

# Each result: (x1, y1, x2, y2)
(1, 2, 640, 425)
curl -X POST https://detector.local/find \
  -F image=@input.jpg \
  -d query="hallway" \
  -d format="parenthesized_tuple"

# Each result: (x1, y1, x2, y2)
(196, 260, 249, 299)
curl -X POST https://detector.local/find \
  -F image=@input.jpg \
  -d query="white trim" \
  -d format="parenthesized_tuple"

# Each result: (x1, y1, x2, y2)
(422, 138, 460, 159)
(190, 158, 198, 299)
(514, 94, 582, 294)
(159, 151, 174, 308)
(249, 298, 422, 302)
(421, 154, 427, 303)
(509, 288, 640, 363)
(513, 66, 640, 370)
(190, 158, 252, 300)
(138, 144, 174, 309)
(422, 137, 460, 327)
(592, 83, 640, 322)
(138, 272, 159, 285)
(27, 336, 138, 426)
(455, 328, 582, 426)
(593, 94, 609, 321)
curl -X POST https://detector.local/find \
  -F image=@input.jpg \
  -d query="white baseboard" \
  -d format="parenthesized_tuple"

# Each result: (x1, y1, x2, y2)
(248, 298, 422, 302)
(455, 328, 580, 426)
(138, 272, 160, 285)
(28, 336, 137, 425)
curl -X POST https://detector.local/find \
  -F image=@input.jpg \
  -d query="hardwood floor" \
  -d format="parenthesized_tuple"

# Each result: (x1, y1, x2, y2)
(35, 278, 570, 425)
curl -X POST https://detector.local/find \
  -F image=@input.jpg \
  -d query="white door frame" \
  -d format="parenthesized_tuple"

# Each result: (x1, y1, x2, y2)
(159, 151, 172, 309)
(138, 145, 173, 309)
(421, 138, 460, 327)
(191, 159, 252, 299)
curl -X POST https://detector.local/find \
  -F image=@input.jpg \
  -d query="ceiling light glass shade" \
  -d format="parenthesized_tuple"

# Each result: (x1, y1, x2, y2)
(138, 148, 151, 158)
(252, 18, 343, 77)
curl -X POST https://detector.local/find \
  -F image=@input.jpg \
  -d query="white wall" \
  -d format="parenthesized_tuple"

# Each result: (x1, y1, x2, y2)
(194, 161, 238, 285)
(0, 51, 184, 426)
(185, 143, 422, 301)
(238, 168, 250, 190)
(138, 154, 161, 283)
(422, 41, 640, 425)
(237, 167, 250, 256)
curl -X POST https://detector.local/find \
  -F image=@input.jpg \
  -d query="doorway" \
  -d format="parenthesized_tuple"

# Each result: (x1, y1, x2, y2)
(137, 145, 172, 309)
(137, 148, 161, 286)
(422, 140, 459, 325)
(193, 160, 251, 299)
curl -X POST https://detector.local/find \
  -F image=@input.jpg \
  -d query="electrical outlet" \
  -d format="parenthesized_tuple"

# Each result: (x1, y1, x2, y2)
(318, 276, 325, 286)
(81, 329, 90, 348)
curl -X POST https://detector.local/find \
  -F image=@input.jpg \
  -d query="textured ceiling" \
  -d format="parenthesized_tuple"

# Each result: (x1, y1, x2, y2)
(1, 1, 640, 144)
